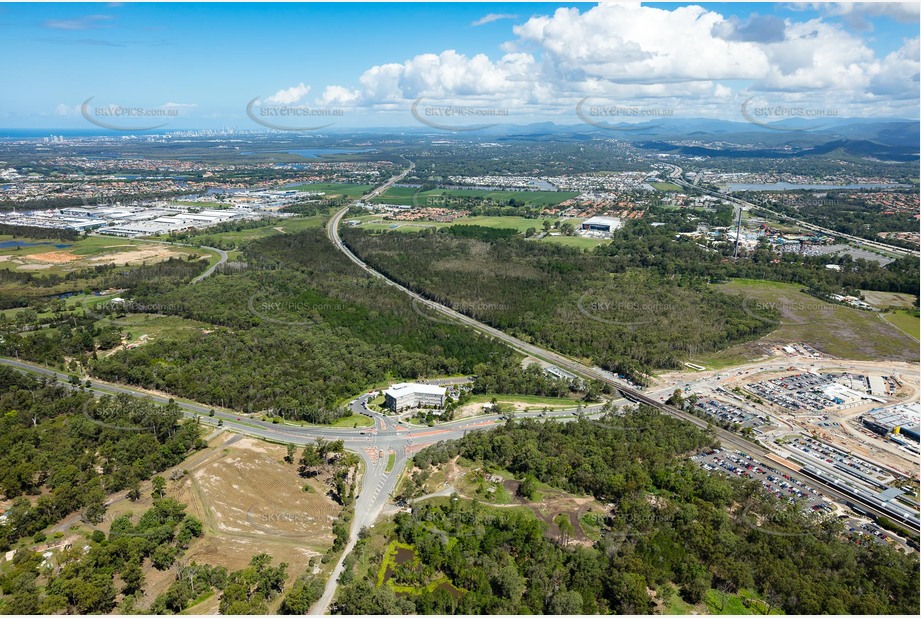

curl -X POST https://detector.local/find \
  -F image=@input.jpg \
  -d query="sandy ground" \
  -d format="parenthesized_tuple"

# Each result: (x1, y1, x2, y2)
(27, 250, 82, 263)
(86, 246, 182, 266)
(15, 245, 184, 271)
(54, 431, 343, 613)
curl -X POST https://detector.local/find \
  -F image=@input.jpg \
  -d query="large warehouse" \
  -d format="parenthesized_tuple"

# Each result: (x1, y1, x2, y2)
(580, 215, 623, 234)
(862, 403, 920, 442)
(384, 383, 447, 412)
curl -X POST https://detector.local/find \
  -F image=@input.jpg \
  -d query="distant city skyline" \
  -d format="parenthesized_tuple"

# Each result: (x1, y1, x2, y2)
(1, 2, 918, 130)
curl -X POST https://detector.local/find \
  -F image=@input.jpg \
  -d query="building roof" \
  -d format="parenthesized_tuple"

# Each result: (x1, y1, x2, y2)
(582, 215, 622, 227)
(384, 382, 446, 397)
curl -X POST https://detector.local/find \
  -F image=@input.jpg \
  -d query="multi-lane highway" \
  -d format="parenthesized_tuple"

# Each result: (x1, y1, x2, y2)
(327, 164, 920, 537)
(661, 163, 918, 258)
(3, 163, 916, 612)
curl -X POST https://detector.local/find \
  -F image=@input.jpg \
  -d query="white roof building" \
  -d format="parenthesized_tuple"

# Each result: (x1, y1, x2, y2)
(384, 383, 447, 411)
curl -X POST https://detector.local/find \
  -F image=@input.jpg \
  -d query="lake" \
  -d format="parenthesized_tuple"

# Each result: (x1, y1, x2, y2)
(0, 241, 72, 250)
(239, 148, 375, 158)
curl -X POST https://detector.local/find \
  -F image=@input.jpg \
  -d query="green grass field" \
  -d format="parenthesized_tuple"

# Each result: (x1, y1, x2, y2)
(704, 588, 783, 615)
(288, 182, 372, 198)
(690, 279, 918, 366)
(354, 214, 610, 248)
(329, 414, 374, 428)
(94, 313, 211, 342)
(357, 214, 583, 234)
(1, 291, 124, 321)
(650, 182, 682, 192)
(371, 187, 579, 208)
(0, 235, 136, 261)
(540, 234, 609, 249)
(385, 453, 396, 472)
(880, 310, 920, 339)
(467, 393, 583, 409)
(179, 216, 327, 246)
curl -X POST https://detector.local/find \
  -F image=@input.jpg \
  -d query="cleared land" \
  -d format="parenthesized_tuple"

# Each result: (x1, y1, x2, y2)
(357, 214, 580, 233)
(176, 215, 327, 246)
(53, 432, 344, 611)
(0, 235, 201, 275)
(690, 279, 918, 367)
(353, 214, 609, 248)
(541, 234, 610, 249)
(94, 313, 213, 351)
(860, 290, 918, 309)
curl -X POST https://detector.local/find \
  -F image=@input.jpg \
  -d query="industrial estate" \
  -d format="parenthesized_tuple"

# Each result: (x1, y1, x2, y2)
(0, 1, 918, 617)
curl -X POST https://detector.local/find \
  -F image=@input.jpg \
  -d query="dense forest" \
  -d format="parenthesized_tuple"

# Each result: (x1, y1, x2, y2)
(83, 229, 517, 421)
(0, 254, 209, 311)
(342, 226, 772, 383)
(336, 410, 920, 614)
(2, 228, 593, 422)
(0, 367, 204, 551)
(342, 219, 918, 382)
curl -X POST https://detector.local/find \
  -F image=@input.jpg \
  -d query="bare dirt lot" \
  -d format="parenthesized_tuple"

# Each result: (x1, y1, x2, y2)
(860, 290, 918, 309)
(14, 244, 187, 272)
(27, 250, 82, 263)
(86, 246, 184, 266)
(66, 431, 343, 612)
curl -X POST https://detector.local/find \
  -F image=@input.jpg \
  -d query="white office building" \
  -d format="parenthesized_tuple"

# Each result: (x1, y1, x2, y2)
(384, 383, 447, 411)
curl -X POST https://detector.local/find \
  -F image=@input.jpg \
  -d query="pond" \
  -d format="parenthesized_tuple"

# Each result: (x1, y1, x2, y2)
(0, 241, 72, 250)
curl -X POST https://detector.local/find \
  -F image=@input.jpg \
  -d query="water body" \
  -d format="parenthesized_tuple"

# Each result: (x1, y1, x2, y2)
(113, 175, 189, 180)
(238, 148, 375, 158)
(0, 129, 176, 139)
(0, 241, 72, 250)
(286, 148, 374, 158)
(725, 182, 905, 192)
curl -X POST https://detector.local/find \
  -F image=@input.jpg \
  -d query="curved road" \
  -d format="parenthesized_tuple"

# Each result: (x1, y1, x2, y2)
(326, 164, 918, 537)
(2, 163, 914, 612)
(191, 245, 228, 283)
(128, 236, 229, 283)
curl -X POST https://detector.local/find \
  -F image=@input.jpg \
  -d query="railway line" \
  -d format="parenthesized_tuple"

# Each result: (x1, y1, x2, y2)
(662, 164, 918, 259)
(328, 165, 920, 534)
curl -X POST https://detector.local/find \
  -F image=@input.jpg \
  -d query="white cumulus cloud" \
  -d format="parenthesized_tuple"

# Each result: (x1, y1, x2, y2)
(264, 83, 311, 105)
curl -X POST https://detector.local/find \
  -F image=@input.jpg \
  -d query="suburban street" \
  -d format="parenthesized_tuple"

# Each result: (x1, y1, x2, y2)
(325, 164, 920, 538)
(0, 164, 914, 614)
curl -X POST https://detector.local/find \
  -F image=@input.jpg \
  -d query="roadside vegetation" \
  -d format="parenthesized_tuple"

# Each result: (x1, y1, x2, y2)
(0, 366, 204, 552)
(336, 409, 920, 615)
(343, 215, 918, 383)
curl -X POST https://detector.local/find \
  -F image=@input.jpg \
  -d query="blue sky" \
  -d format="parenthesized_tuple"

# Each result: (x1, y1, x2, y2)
(1, 2, 918, 130)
